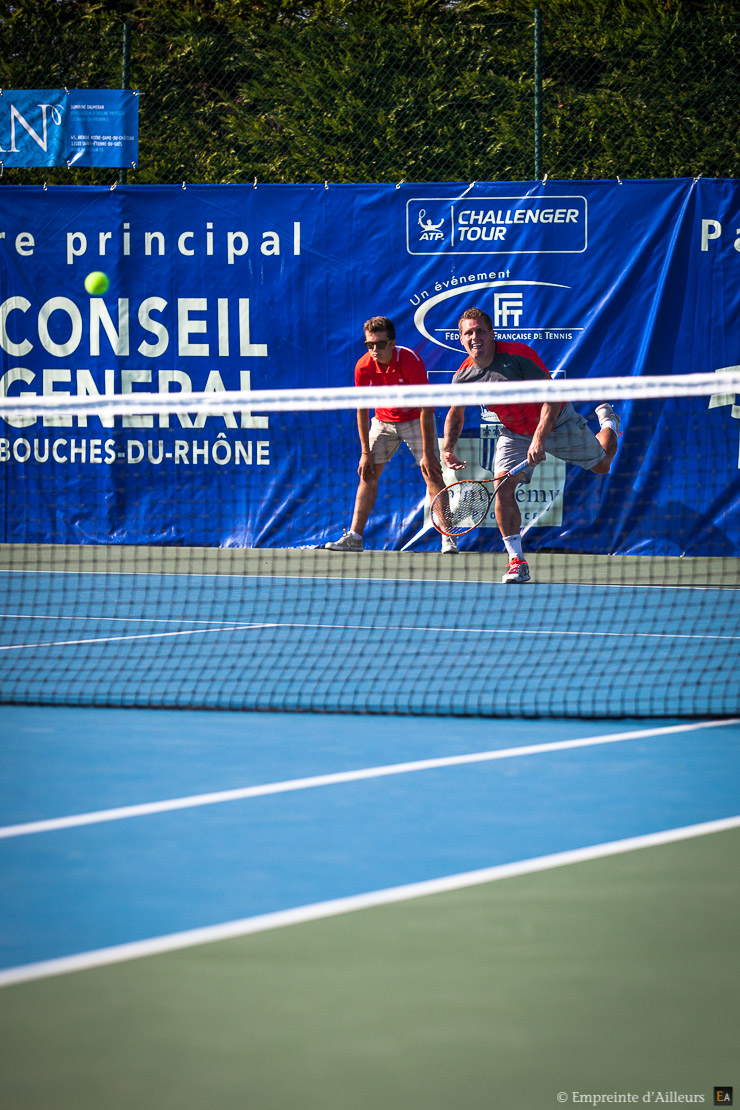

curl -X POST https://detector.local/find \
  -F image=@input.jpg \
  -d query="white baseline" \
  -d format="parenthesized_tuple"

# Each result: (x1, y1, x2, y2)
(1, 814, 738, 988)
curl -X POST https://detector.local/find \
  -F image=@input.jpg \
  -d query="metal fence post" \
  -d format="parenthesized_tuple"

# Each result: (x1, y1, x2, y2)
(534, 8, 542, 180)
(119, 21, 130, 185)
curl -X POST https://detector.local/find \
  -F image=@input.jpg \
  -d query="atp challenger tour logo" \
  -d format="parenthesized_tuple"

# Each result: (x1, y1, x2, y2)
(406, 195, 587, 255)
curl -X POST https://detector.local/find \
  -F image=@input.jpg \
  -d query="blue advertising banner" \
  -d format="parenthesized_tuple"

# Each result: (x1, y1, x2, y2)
(0, 90, 138, 168)
(0, 180, 739, 554)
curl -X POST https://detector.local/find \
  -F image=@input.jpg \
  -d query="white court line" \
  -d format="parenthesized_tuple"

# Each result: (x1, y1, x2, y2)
(1, 619, 737, 652)
(4, 567, 737, 592)
(0, 613, 259, 625)
(1, 813, 738, 988)
(266, 622, 740, 642)
(1, 719, 736, 840)
(0, 624, 278, 651)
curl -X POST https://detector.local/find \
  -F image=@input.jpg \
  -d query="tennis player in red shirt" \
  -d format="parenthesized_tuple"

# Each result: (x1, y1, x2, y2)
(326, 316, 455, 552)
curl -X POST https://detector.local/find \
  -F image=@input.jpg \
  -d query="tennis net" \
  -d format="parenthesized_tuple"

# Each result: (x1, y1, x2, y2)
(1, 373, 739, 718)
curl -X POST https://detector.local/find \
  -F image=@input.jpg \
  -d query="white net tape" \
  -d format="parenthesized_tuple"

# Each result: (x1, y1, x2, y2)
(1, 370, 739, 418)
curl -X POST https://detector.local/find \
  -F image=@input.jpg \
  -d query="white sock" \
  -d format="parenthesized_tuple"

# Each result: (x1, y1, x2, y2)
(349, 530, 362, 541)
(596, 404, 618, 434)
(503, 534, 523, 560)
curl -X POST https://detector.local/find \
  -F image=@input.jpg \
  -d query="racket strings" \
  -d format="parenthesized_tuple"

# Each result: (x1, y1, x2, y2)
(431, 481, 493, 536)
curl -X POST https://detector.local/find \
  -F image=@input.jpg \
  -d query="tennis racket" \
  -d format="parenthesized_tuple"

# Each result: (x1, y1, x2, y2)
(430, 459, 530, 537)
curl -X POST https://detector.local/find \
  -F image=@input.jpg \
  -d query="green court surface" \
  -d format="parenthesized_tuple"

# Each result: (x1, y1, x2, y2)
(2, 543, 739, 587)
(2, 826, 737, 1110)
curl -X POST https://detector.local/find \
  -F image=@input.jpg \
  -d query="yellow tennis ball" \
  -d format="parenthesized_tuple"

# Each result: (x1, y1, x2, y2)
(84, 271, 110, 295)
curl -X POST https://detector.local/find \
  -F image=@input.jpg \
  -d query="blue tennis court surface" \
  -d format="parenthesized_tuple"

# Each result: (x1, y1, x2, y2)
(2, 569, 739, 715)
(1, 704, 739, 982)
(2, 561, 739, 987)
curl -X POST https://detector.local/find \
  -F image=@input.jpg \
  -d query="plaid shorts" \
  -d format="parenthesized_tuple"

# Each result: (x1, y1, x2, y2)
(368, 417, 440, 466)
(494, 402, 605, 482)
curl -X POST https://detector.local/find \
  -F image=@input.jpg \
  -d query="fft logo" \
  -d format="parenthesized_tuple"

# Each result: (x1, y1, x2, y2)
(410, 278, 573, 353)
(492, 292, 524, 327)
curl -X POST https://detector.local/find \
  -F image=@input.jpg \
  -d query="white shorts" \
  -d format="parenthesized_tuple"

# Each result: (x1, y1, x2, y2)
(494, 403, 605, 481)
(368, 417, 439, 466)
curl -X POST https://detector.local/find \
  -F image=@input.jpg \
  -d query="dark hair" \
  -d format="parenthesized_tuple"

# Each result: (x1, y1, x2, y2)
(457, 306, 493, 332)
(363, 316, 395, 339)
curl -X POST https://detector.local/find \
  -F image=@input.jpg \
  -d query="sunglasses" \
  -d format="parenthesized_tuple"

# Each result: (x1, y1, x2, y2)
(364, 339, 392, 350)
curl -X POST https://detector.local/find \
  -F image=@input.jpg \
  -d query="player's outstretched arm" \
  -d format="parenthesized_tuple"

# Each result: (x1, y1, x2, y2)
(419, 408, 444, 484)
(528, 402, 561, 466)
(442, 405, 467, 470)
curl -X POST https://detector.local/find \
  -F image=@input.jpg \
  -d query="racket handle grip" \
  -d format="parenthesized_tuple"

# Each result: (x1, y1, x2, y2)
(509, 459, 530, 476)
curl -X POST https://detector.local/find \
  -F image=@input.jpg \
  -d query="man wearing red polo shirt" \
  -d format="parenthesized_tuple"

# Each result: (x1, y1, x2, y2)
(326, 315, 455, 552)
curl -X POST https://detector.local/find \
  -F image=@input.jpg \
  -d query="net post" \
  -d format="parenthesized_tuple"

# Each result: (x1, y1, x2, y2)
(119, 20, 131, 187)
(534, 8, 542, 180)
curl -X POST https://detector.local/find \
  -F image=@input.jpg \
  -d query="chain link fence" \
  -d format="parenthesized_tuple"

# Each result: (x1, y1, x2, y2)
(2, 4, 738, 186)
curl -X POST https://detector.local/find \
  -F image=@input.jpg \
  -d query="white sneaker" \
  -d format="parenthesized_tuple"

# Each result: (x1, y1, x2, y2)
(325, 530, 363, 551)
(441, 534, 459, 554)
(501, 556, 531, 583)
(595, 403, 621, 436)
